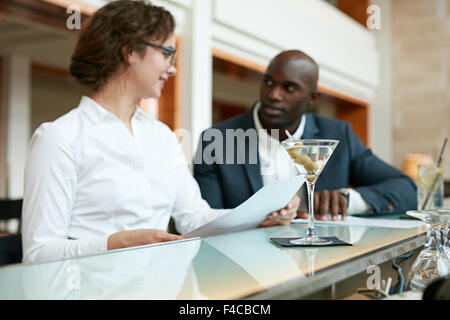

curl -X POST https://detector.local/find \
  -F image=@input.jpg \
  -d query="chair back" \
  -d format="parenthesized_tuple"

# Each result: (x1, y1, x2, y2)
(0, 199, 23, 234)
(0, 234, 22, 266)
(0, 199, 22, 221)
(0, 199, 23, 265)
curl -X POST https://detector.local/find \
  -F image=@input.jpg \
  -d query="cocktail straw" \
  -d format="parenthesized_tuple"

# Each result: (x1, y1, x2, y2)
(436, 137, 447, 167)
(421, 137, 447, 210)
(285, 130, 293, 141)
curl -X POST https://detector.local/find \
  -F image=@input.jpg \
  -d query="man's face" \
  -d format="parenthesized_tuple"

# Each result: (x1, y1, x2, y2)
(258, 57, 318, 130)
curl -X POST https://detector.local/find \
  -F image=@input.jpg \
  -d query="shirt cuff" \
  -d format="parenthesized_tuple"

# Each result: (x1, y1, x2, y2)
(338, 188, 373, 215)
(81, 235, 109, 255)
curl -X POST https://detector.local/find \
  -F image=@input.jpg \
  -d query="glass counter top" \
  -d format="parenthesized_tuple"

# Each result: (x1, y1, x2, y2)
(0, 223, 427, 299)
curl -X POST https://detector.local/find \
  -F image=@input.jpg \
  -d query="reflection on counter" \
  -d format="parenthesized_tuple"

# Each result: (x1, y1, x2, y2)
(203, 227, 306, 289)
(0, 239, 201, 299)
(0, 223, 427, 300)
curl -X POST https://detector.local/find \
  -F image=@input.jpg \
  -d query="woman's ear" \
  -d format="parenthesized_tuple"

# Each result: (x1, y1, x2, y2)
(121, 46, 135, 64)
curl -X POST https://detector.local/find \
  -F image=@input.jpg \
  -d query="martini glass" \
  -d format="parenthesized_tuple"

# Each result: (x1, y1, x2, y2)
(405, 210, 450, 291)
(282, 139, 339, 245)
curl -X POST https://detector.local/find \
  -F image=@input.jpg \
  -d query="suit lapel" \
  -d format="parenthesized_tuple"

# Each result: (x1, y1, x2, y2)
(301, 113, 320, 139)
(239, 104, 264, 193)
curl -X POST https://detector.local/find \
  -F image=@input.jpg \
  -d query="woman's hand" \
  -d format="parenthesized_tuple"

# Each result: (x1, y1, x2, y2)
(107, 229, 184, 250)
(258, 195, 300, 228)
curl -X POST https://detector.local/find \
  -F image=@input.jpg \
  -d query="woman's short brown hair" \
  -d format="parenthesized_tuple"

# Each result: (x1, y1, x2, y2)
(70, 0, 175, 92)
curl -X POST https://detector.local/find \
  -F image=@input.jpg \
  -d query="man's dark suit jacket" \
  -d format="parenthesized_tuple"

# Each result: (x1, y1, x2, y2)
(193, 105, 417, 214)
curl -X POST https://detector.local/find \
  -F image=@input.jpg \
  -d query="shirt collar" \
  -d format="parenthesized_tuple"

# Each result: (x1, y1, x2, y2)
(253, 101, 306, 141)
(78, 96, 149, 124)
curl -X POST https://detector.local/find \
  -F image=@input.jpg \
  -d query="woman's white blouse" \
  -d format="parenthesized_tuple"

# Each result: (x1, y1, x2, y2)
(22, 96, 225, 264)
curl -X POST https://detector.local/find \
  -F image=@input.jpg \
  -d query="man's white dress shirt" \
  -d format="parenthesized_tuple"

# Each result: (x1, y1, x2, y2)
(253, 102, 372, 214)
(22, 96, 226, 264)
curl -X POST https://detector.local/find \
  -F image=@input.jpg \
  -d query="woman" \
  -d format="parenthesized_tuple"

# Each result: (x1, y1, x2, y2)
(22, 0, 299, 264)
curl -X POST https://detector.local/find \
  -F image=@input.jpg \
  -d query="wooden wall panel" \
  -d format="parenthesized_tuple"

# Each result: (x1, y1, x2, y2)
(335, 99, 369, 146)
(212, 48, 266, 75)
(319, 86, 370, 146)
(0, 56, 3, 197)
(337, 0, 370, 28)
(157, 71, 177, 130)
(0, 0, 89, 31)
(212, 100, 247, 125)
(157, 38, 180, 130)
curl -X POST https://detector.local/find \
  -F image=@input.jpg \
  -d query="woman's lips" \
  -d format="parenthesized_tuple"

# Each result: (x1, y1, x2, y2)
(159, 77, 167, 89)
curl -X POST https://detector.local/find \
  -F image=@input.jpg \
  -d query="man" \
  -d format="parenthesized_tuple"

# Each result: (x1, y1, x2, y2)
(194, 50, 416, 221)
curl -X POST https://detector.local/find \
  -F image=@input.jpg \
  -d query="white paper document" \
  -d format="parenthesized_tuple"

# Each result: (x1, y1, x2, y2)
(185, 175, 305, 238)
(292, 215, 425, 229)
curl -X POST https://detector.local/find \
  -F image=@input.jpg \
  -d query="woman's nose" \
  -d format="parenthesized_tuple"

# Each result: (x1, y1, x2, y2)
(168, 64, 177, 77)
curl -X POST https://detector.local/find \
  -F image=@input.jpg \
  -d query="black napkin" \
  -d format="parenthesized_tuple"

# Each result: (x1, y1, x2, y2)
(270, 237, 352, 247)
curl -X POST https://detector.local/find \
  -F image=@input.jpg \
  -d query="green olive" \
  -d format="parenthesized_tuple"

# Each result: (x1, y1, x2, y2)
(294, 154, 311, 165)
(303, 161, 319, 173)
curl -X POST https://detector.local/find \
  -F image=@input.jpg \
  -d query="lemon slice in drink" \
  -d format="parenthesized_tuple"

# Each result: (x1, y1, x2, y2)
(417, 166, 441, 189)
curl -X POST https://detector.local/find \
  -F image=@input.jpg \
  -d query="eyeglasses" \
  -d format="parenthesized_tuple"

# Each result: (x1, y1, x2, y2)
(140, 40, 177, 67)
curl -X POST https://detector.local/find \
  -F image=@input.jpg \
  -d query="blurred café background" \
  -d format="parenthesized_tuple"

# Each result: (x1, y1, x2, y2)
(0, 0, 449, 233)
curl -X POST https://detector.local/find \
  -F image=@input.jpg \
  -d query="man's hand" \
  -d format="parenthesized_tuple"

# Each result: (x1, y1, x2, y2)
(107, 229, 184, 250)
(258, 195, 300, 228)
(296, 190, 347, 221)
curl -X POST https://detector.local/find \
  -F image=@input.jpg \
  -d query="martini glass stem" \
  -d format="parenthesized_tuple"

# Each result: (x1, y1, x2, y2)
(306, 181, 317, 238)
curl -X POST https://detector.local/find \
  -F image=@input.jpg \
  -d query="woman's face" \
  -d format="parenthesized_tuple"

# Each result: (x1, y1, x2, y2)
(127, 34, 177, 99)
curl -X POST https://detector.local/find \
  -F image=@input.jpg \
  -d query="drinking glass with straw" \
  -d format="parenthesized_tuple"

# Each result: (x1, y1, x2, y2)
(419, 138, 447, 210)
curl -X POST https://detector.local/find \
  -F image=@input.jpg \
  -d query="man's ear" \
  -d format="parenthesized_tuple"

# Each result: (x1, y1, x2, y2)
(309, 91, 321, 104)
